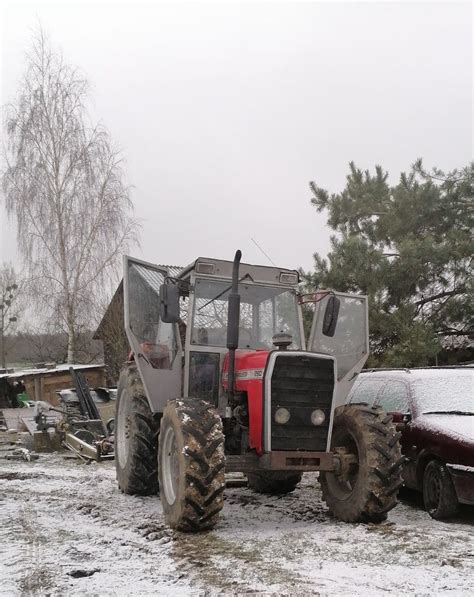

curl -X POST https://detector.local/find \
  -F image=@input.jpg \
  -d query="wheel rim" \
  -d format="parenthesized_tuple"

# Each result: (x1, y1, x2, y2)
(161, 425, 180, 505)
(116, 389, 131, 468)
(326, 429, 360, 500)
(425, 468, 441, 512)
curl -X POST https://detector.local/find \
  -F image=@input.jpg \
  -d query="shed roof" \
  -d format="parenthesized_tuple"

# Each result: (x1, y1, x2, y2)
(0, 363, 105, 381)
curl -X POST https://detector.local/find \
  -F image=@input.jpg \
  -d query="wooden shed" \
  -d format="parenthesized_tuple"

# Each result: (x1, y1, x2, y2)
(0, 364, 106, 408)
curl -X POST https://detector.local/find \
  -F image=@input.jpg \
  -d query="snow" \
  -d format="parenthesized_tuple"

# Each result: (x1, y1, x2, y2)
(410, 369, 474, 415)
(416, 414, 474, 442)
(0, 363, 104, 380)
(1, 455, 473, 595)
(448, 464, 474, 473)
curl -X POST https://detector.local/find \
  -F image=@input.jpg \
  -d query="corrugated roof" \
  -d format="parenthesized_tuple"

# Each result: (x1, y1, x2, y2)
(130, 263, 183, 293)
(161, 265, 183, 278)
(0, 363, 104, 380)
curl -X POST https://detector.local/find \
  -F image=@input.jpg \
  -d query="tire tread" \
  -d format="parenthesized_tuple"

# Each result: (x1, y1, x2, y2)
(320, 404, 403, 523)
(116, 363, 160, 496)
(159, 399, 225, 532)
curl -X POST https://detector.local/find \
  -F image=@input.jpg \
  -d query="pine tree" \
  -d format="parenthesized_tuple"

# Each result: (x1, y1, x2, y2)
(305, 160, 473, 366)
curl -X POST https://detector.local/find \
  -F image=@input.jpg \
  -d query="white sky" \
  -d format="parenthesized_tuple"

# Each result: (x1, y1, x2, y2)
(0, 0, 472, 273)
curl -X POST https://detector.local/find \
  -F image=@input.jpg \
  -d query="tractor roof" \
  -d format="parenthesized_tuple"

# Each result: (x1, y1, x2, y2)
(178, 257, 300, 286)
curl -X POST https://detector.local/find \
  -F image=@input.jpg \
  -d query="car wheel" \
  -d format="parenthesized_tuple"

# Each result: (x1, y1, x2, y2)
(422, 460, 459, 520)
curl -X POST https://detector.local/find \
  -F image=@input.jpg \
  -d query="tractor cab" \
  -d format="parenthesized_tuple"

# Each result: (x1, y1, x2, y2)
(123, 254, 368, 417)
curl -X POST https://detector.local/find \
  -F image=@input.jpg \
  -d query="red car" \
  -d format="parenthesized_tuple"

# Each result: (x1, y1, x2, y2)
(347, 367, 474, 519)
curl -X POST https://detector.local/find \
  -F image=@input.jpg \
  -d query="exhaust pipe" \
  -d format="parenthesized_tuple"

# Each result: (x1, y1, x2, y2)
(226, 250, 242, 398)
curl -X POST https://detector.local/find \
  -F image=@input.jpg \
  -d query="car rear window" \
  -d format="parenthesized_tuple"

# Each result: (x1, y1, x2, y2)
(349, 378, 386, 405)
(377, 381, 410, 413)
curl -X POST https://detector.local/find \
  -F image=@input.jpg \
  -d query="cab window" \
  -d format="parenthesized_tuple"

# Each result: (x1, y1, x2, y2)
(192, 279, 301, 349)
(128, 261, 177, 369)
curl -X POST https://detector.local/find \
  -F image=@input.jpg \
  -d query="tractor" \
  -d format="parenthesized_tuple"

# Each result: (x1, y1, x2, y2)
(115, 250, 403, 531)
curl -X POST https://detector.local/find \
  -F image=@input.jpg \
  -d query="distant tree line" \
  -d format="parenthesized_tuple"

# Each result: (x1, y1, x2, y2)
(2, 328, 102, 368)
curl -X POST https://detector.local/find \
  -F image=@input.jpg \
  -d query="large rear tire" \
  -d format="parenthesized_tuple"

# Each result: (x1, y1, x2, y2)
(158, 399, 225, 532)
(320, 404, 404, 523)
(247, 471, 303, 495)
(115, 363, 160, 495)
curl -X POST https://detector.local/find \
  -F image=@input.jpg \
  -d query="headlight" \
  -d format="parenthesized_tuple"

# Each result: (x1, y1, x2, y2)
(274, 407, 291, 424)
(311, 409, 326, 426)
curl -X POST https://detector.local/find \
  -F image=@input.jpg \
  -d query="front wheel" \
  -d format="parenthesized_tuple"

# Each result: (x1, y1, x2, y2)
(320, 404, 404, 523)
(423, 460, 459, 520)
(158, 399, 225, 532)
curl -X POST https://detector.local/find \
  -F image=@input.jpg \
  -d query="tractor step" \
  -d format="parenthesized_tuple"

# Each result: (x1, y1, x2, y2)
(226, 451, 337, 473)
(226, 454, 260, 473)
(259, 451, 336, 471)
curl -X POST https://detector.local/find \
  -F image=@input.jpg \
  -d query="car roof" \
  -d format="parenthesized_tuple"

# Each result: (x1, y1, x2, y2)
(358, 366, 473, 382)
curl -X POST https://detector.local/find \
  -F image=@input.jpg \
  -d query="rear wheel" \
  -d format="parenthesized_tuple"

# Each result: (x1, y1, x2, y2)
(320, 404, 404, 523)
(423, 460, 459, 520)
(158, 399, 225, 532)
(247, 471, 303, 495)
(115, 364, 160, 495)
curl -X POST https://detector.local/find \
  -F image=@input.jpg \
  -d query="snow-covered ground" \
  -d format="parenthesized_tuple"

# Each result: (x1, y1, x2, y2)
(1, 454, 473, 596)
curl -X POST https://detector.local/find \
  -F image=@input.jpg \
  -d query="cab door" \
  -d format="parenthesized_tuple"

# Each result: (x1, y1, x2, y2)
(123, 256, 183, 413)
(308, 292, 369, 407)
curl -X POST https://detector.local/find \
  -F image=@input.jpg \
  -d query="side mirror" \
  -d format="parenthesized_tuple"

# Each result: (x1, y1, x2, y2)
(322, 295, 340, 337)
(159, 283, 180, 323)
(390, 411, 404, 423)
(389, 411, 411, 424)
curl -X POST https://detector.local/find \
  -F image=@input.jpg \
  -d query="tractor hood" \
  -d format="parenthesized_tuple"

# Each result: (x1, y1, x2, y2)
(222, 349, 270, 389)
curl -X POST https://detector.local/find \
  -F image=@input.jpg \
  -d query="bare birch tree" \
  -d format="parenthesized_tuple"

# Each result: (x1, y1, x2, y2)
(2, 29, 138, 362)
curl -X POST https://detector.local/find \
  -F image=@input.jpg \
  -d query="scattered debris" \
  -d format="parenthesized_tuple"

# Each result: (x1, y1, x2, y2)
(55, 368, 114, 462)
(67, 568, 100, 578)
(0, 370, 115, 463)
(225, 473, 248, 488)
(0, 429, 19, 445)
(5, 447, 39, 461)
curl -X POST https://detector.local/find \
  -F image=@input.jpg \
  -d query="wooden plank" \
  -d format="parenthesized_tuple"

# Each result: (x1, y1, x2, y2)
(0, 407, 60, 432)
(21, 417, 38, 434)
(1, 408, 35, 431)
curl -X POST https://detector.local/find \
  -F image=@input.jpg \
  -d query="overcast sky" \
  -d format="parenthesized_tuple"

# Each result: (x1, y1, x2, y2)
(1, 1, 472, 274)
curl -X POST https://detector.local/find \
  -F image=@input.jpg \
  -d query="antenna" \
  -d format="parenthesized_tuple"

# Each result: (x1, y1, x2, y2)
(250, 238, 277, 266)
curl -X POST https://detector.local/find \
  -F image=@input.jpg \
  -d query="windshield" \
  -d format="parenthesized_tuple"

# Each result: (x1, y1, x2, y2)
(192, 278, 302, 349)
(412, 370, 474, 414)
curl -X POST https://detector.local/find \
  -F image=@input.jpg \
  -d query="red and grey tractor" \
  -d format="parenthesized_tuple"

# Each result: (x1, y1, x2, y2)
(115, 251, 403, 531)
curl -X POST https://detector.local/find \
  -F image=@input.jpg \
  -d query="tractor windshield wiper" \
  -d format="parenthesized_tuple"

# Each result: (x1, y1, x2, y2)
(198, 274, 251, 311)
(422, 410, 474, 416)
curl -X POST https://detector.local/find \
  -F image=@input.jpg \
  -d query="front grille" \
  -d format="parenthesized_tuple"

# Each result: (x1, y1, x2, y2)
(267, 353, 334, 451)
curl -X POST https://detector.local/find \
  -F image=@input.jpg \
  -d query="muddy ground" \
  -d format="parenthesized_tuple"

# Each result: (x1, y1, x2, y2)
(0, 454, 473, 595)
